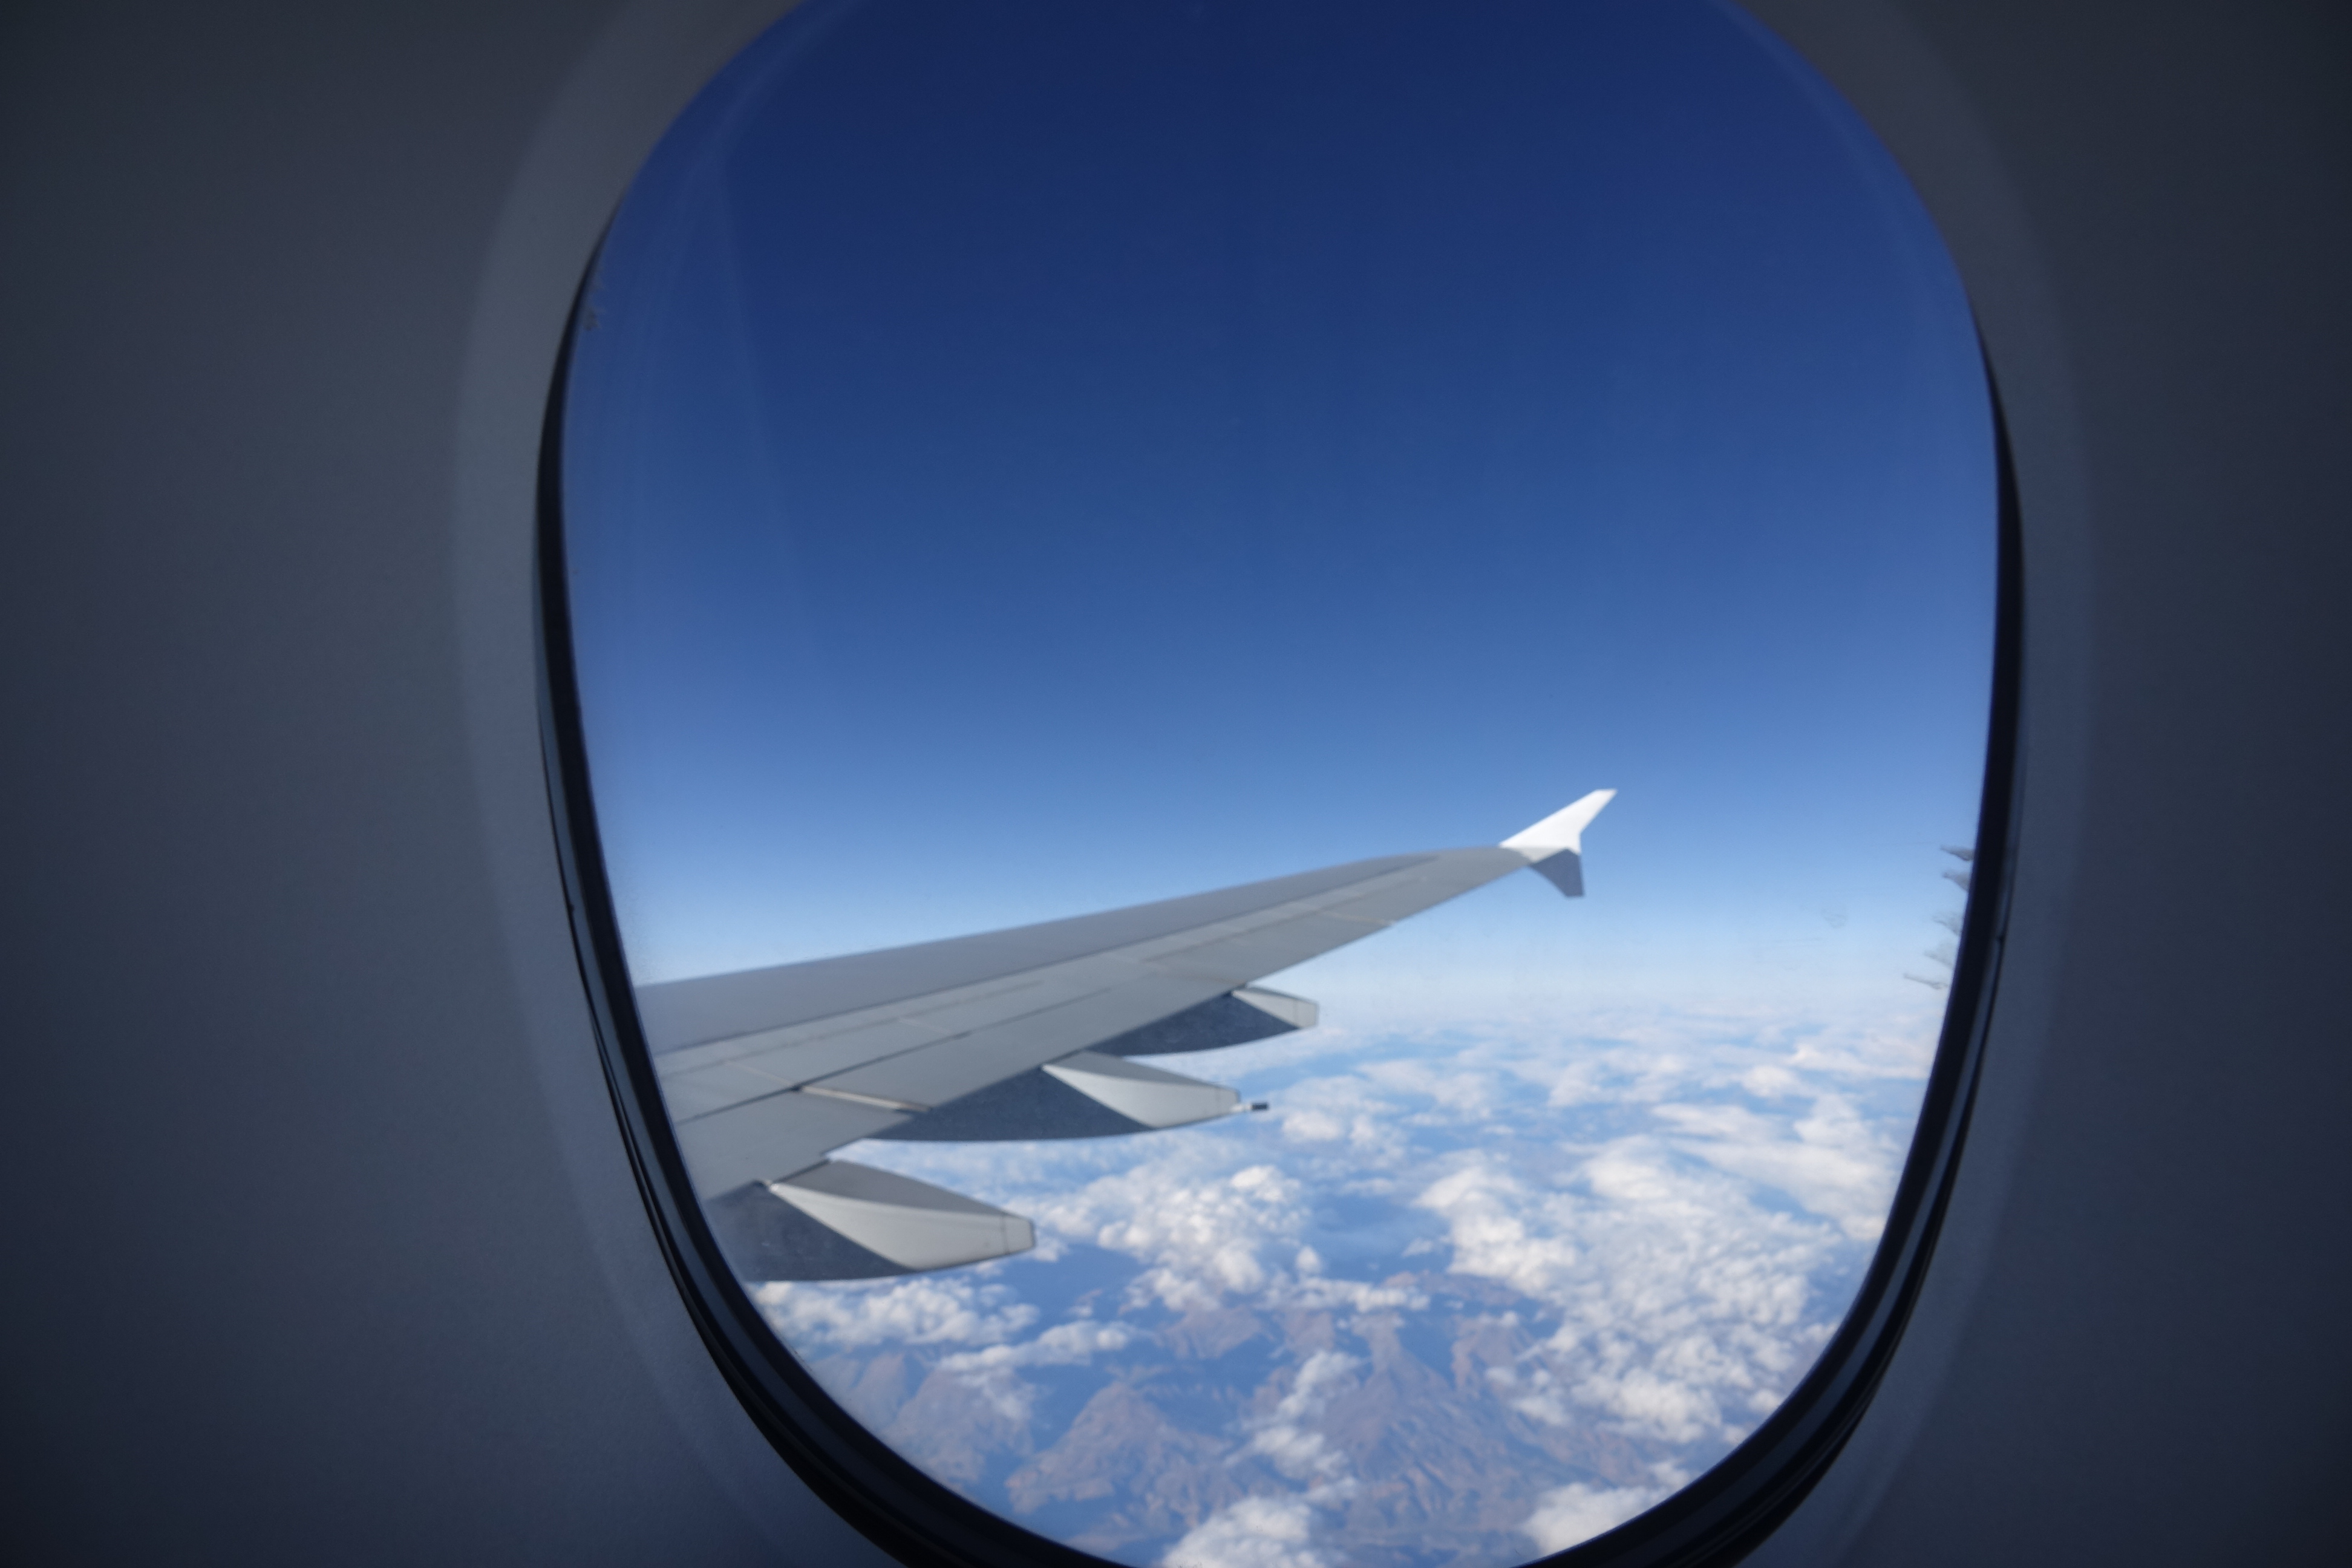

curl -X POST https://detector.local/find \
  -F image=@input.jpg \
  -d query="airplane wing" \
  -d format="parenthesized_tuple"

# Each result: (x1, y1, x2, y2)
(640, 789, 1614, 1281)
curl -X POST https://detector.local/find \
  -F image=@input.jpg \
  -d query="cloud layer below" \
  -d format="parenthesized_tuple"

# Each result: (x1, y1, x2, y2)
(751, 998, 1935, 1568)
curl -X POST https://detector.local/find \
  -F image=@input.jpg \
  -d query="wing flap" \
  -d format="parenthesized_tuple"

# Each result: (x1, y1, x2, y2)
(1043, 1051, 1240, 1129)
(766, 1160, 1034, 1275)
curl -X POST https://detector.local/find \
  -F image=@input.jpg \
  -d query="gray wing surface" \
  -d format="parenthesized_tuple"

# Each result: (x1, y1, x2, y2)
(642, 791, 1613, 1280)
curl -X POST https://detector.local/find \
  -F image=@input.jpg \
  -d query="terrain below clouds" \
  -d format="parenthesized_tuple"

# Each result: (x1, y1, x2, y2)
(756, 1005, 1932, 1568)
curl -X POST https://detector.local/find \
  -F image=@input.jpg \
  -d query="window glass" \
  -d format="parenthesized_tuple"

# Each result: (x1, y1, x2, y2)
(558, 2, 1995, 1564)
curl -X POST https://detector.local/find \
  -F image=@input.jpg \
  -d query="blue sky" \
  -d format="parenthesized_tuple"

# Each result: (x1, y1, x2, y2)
(561, 0, 1995, 1021)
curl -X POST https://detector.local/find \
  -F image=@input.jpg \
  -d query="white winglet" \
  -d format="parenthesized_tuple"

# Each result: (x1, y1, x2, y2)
(1501, 789, 1617, 862)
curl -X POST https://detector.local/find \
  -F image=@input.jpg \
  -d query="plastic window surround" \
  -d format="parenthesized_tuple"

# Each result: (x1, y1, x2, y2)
(531, 259, 2023, 1566)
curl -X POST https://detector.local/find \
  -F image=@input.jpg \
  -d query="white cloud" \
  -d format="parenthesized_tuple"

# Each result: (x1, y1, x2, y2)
(935, 1319, 1137, 1423)
(1258, 1070, 1413, 1161)
(754, 996, 1938, 1561)
(940, 1317, 1134, 1373)
(1414, 1163, 1584, 1299)
(1285, 1273, 1425, 1315)
(1030, 1158, 1314, 1312)
(1161, 1494, 1327, 1568)
(1358, 1054, 1517, 1118)
(1653, 1092, 1901, 1240)
(1418, 1137, 1839, 1445)
(1244, 1351, 1359, 1483)
(1280, 1108, 1347, 1142)
(1521, 1481, 1668, 1553)
(752, 1275, 1037, 1351)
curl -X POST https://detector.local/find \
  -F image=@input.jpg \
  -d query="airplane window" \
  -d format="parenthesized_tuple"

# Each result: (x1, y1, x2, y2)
(543, 2, 2006, 1565)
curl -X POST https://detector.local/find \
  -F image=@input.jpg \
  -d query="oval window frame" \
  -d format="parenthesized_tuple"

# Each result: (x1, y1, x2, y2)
(528, 33, 2025, 1563)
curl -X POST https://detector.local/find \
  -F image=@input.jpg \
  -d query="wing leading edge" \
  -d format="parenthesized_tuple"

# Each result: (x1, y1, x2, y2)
(644, 790, 1615, 1281)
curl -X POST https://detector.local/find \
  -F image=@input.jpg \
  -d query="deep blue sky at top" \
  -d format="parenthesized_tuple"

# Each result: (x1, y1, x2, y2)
(563, 0, 1995, 1005)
